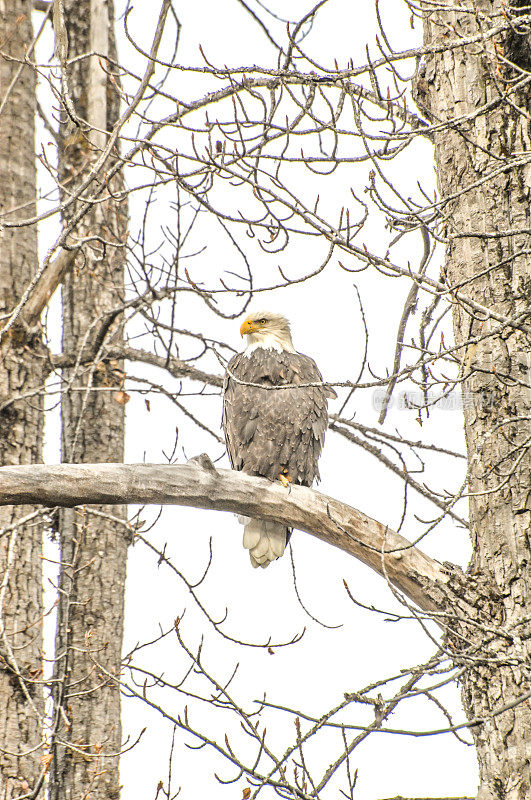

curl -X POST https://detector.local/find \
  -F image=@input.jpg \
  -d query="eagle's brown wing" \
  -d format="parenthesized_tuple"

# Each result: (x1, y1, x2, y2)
(222, 348, 334, 486)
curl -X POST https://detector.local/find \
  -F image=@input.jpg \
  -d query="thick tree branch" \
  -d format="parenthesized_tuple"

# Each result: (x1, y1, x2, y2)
(1, 248, 78, 336)
(0, 459, 457, 614)
(50, 346, 224, 387)
(23, 249, 77, 327)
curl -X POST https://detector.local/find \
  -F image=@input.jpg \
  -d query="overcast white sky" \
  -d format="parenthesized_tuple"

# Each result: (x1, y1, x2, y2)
(36, 1, 479, 797)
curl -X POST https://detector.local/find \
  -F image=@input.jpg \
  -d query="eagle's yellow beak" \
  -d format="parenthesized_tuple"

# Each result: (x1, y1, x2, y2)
(240, 319, 255, 337)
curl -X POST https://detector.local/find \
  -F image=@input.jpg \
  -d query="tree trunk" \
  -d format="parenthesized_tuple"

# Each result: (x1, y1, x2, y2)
(420, 4, 531, 798)
(49, 2, 128, 798)
(0, 2, 44, 796)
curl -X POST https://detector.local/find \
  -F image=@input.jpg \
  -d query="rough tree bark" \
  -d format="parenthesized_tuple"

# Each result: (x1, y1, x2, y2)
(0, 3, 44, 797)
(49, 1, 128, 798)
(420, 3, 531, 798)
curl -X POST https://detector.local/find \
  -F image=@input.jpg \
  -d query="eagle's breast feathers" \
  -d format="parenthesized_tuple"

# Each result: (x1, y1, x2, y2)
(223, 348, 332, 486)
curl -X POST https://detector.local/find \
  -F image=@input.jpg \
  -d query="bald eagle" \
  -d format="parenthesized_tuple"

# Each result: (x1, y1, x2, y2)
(222, 311, 336, 568)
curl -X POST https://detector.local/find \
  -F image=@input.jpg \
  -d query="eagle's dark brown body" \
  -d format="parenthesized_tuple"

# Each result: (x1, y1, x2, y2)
(223, 348, 332, 486)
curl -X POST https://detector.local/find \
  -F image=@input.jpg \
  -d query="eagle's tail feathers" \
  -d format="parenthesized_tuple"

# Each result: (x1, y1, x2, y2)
(242, 519, 288, 568)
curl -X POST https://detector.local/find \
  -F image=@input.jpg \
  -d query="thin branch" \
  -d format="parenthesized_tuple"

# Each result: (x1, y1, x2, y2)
(378, 226, 431, 424)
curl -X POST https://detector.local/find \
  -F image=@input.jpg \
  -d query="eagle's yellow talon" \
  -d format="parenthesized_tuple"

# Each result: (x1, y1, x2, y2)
(279, 472, 292, 488)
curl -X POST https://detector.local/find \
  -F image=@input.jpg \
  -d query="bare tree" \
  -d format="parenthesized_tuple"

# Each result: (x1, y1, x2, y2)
(0, 3, 45, 797)
(0, 0, 529, 798)
(419, 8, 531, 794)
(48, 1, 129, 797)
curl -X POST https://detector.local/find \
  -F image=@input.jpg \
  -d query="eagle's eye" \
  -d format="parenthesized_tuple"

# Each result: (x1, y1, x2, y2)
(259, 318, 267, 325)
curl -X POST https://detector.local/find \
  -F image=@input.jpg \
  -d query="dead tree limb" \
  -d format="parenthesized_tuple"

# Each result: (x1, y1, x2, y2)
(0, 459, 459, 615)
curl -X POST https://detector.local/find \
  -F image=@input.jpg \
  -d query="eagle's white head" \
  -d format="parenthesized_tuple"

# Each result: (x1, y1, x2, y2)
(240, 311, 296, 354)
